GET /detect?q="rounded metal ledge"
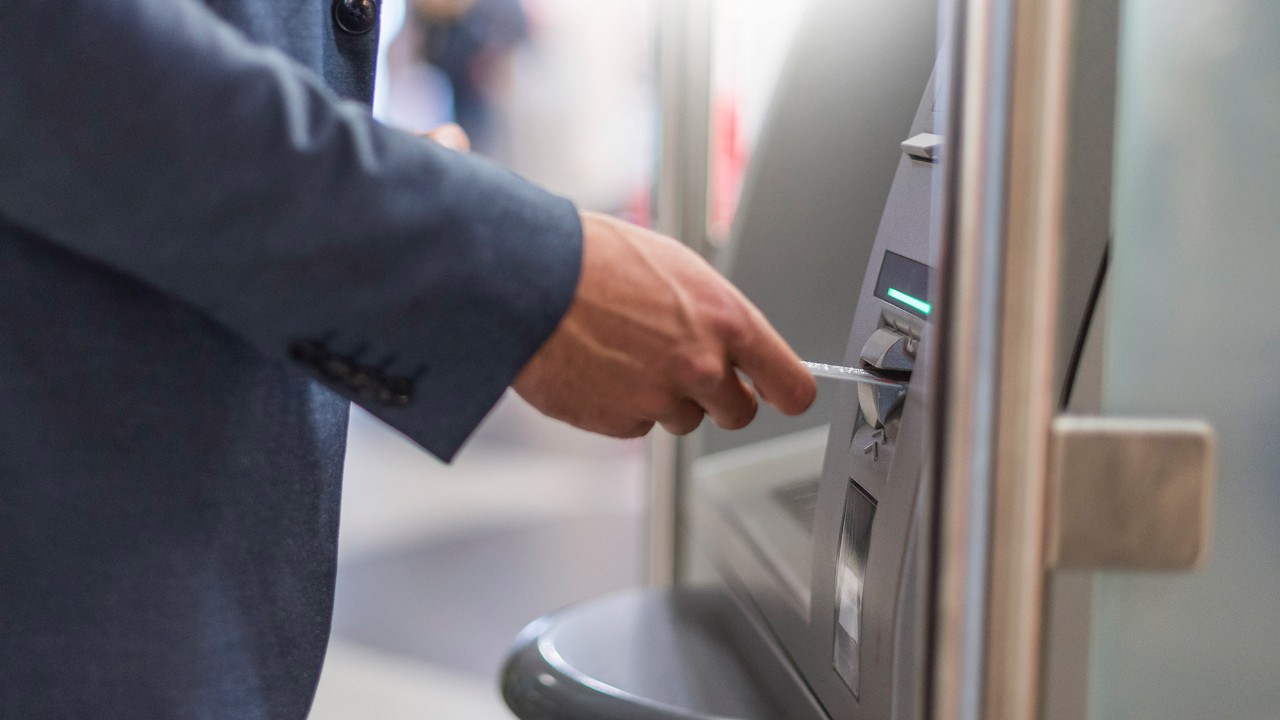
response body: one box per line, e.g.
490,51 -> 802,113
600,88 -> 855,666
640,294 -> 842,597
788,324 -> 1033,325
501,587 -> 781,720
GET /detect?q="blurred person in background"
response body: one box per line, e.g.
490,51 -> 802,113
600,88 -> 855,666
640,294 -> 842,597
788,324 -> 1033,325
417,0 -> 527,155
384,0 -> 659,220
0,2 -> 815,720
383,0 -> 528,155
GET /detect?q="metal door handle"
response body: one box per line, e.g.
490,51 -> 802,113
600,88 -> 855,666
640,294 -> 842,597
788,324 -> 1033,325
1045,416 -> 1215,570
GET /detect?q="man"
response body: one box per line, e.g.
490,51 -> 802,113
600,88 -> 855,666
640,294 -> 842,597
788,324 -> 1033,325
0,1 -> 815,718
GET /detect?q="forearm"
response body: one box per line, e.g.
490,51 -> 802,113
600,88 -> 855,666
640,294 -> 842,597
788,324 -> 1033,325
0,0 -> 582,459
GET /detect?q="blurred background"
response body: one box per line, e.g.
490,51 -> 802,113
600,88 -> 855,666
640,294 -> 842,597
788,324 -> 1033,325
372,0 -> 660,219
309,402 -> 645,720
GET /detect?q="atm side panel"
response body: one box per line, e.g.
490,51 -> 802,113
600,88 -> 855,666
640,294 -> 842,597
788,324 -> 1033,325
807,90 -> 940,720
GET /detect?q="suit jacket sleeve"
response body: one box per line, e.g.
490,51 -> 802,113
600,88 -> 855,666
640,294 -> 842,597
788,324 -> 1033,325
0,0 -> 583,461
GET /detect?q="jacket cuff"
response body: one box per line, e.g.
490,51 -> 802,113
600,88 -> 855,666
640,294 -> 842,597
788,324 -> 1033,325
285,158 -> 584,462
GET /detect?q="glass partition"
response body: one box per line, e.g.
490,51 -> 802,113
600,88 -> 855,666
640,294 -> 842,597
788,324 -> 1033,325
1089,0 -> 1280,716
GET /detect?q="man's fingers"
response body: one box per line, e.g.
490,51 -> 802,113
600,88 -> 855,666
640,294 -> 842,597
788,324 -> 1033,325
614,419 -> 655,439
657,399 -> 706,436
728,309 -> 816,416
514,211 -> 815,440
694,369 -> 758,430
421,123 -> 471,152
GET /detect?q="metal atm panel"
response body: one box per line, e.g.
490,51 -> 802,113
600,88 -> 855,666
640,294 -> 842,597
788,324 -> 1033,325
699,0 -> 938,456
690,7 -> 1116,710
687,67 -> 941,718
686,0 -> 939,709
805,78 -> 939,720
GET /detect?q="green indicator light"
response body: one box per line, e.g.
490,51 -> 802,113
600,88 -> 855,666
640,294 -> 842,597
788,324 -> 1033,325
887,287 -> 932,315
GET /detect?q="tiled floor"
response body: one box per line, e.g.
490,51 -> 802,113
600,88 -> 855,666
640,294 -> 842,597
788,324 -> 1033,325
309,395 -> 646,719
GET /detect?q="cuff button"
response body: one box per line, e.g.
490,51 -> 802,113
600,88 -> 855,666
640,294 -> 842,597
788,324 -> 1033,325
376,377 -> 413,407
321,356 -> 354,380
347,367 -> 383,393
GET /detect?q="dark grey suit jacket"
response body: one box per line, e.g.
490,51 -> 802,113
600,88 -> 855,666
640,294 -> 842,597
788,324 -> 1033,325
0,1 -> 582,718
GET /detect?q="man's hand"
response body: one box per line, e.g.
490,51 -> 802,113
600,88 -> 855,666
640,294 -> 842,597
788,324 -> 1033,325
513,211 -> 817,438
420,123 -> 471,152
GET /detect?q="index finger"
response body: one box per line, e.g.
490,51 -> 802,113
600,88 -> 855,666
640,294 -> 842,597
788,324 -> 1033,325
728,305 -> 816,416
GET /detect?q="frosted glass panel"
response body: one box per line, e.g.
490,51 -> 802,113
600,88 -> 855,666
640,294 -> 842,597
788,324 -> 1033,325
1091,0 -> 1280,718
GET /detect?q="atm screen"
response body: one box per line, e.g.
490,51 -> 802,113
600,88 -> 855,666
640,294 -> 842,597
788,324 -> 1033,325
873,251 -> 932,318
833,481 -> 878,697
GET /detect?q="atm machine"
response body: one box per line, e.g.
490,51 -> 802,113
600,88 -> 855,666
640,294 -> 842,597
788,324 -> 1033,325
501,0 -> 1117,716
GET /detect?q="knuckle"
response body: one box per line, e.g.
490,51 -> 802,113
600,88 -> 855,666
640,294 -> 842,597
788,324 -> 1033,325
639,392 -> 681,424
662,413 -> 704,436
709,301 -> 753,349
719,404 -> 757,431
674,353 -> 724,392
600,412 -> 655,439
601,422 -> 631,439
677,419 -> 704,435
624,420 -> 656,438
